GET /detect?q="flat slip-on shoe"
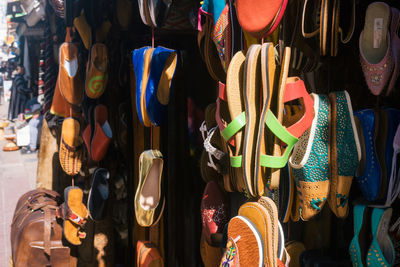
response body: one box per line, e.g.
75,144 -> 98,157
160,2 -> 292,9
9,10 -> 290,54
220,51 -> 247,193
134,150 -> 165,227
360,2 -> 394,96
87,168 -> 110,221
132,47 -> 154,127
219,215 -> 264,267
50,70 -> 80,118
145,46 -> 177,126
85,43 -> 108,99
367,208 -> 395,266
58,42 -> 84,107
242,44 -> 262,197
91,105 -> 112,162
289,94 -> 330,221
59,117 -> 83,176
238,201 -> 273,267
201,181 -> 229,246
349,205 -> 370,267
354,109 -> 381,202
328,91 -> 361,218
375,108 -> 400,202
62,186 -> 88,245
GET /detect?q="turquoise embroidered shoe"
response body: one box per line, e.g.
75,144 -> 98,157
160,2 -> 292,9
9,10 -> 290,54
328,91 -> 361,218
367,208 -> 395,267
349,205 -> 368,267
289,94 -> 330,221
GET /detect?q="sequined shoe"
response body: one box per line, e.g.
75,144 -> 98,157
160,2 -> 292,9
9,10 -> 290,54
289,94 -> 330,221
328,91 -> 361,218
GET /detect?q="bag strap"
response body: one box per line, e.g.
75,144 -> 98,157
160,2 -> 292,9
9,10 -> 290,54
44,208 -> 52,256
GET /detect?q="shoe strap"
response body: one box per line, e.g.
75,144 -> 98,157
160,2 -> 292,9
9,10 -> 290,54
221,112 -> 246,168
301,0 -> 320,38
283,77 -> 314,138
260,109 -> 298,169
338,0 -> 355,44
58,203 -> 86,226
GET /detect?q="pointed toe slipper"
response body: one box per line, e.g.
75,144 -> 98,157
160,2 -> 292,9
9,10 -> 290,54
58,42 -> 84,107
85,43 -> 108,99
132,47 -> 153,127
88,168 -> 110,221
145,46 -> 177,126
328,91 -> 361,218
289,94 -> 329,221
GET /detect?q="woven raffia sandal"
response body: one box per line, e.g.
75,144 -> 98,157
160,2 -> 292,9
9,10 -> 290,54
59,118 -> 83,176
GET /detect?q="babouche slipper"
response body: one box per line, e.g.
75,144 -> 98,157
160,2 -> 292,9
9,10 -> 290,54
134,150 -> 165,227
62,186 -> 88,245
354,109 -> 381,202
201,181 -> 229,246
88,168 -> 110,221
145,46 -> 177,126
289,94 -> 329,220
85,43 -> 108,99
83,104 -> 112,162
328,91 -> 361,218
59,117 -> 84,176
58,42 -> 84,107
132,47 -> 154,127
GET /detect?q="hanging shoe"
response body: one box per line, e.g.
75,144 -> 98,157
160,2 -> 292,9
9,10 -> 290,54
359,2 -> 394,96
289,94 -> 330,220
328,91 -> 361,218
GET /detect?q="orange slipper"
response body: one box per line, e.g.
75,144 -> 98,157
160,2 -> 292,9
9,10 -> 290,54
58,42 -> 84,107
59,118 -> 83,176
3,141 -> 19,151
85,43 -> 108,99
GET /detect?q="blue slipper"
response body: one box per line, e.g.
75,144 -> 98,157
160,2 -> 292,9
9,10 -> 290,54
354,109 -> 381,201
132,46 -> 154,127
367,208 -> 395,266
145,46 -> 177,126
87,168 -> 110,221
349,205 -> 368,267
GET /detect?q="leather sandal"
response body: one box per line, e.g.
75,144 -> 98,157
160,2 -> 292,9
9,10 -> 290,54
59,118 -> 83,176
62,186 -> 88,245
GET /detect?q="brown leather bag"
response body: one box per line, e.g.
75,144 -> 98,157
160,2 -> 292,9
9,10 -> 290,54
10,188 -> 76,267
